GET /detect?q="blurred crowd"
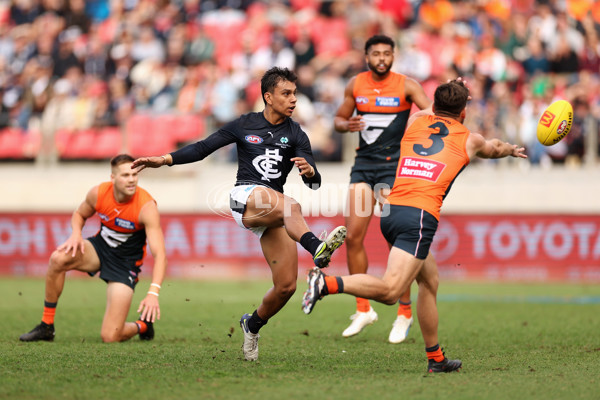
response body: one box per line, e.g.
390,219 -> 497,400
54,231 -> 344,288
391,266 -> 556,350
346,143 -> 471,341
0,0 -> 599,166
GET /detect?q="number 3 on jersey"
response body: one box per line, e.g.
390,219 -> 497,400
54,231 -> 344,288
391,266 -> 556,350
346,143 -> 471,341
413,121 -> 449,156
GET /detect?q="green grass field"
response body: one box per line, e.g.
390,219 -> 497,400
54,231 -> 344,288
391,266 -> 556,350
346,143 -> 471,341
2,277 -> 599,400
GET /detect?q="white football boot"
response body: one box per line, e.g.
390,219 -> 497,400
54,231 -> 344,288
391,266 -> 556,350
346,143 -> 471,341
239,313 -> 260,361
342,307 -> 378,337
388,315 -> 413,344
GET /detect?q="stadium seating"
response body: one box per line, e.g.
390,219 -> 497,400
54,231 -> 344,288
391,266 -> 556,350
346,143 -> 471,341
154,113 -> 205,144
56,129 -> 96,159
93,127 -> 123,159
9,114 -> 203,161
55,127 -> 122,160
0,128 -> 41,160
202,18 -> 247,70
126,113 -> 177,158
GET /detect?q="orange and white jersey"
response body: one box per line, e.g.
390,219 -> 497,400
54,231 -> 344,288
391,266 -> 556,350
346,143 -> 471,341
95,182 -> 155,264
386,115 -> 471,220
352,71 -> 412,164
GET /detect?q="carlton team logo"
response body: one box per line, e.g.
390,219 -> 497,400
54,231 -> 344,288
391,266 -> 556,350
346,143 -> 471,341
539,110 -> 556,128
398,157 -> 446,182
245,135 -> 263,144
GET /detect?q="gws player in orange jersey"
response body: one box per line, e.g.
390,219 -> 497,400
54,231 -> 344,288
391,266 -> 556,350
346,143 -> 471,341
20,154 -> 167,343
334,34 -> 432,342
303,79 -> 527,372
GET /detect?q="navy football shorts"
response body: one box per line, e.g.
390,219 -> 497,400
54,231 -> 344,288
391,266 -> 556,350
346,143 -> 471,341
88,235 -> 141,289
380,204 -> 438,260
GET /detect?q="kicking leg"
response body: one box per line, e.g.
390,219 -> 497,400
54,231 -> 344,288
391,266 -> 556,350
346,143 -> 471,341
243,187 -> 346,268
303,247 -> 423,314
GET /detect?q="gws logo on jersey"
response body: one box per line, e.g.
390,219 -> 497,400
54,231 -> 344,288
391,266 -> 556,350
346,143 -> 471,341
356,96 -> 369,105
100,226 -> 133,248
115,218 -> 135,230
245,135 -> 263,144
398,157 -> 446,182
376,97 -> 400,107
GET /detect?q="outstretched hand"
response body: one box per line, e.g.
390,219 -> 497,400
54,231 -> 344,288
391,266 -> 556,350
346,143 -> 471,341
131,156 -> 166,172
511,145 -> 528,159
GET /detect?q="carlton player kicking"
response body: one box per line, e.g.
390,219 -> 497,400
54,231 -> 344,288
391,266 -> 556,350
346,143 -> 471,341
132,67 -> 346,362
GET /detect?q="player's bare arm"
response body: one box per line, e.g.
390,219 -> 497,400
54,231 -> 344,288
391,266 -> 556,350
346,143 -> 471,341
334,77 -> 365,133
136,200 -> 167,323
291,157 -> 315,178
404,77 -> 432,111
468,132 -> 527,159
131,154 -> 173,172
57,186 -> 98,257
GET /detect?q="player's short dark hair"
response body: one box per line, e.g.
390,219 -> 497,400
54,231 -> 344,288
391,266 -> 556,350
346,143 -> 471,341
365,35 -> 395,54
434,80 -> 470,117
261,67 -> 297,105
110,154 -> 135,168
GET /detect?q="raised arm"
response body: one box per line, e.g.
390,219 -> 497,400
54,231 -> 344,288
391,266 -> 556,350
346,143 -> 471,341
131,127 -> 238,172
334,77 -> 365,133
467,132 -> 527,160
136,200 -> 167,323
57,186 -> 98,257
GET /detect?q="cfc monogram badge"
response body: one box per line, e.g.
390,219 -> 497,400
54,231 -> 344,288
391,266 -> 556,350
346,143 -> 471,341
252,149 -> 282,181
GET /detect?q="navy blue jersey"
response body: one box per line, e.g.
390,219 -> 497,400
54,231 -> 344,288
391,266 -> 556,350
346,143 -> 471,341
170,112 -> 321,193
